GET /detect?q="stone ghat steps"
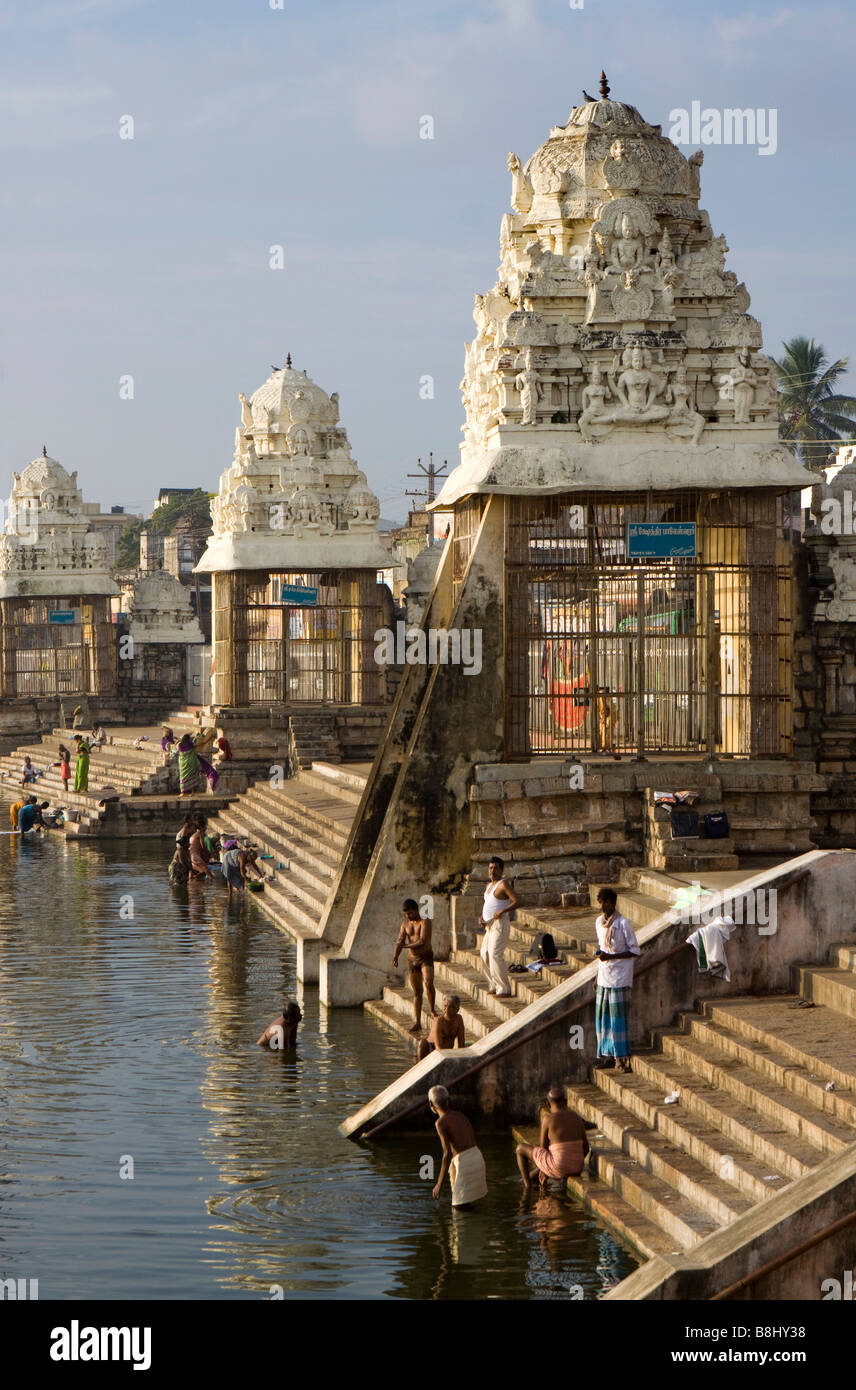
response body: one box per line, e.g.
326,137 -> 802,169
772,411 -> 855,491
203,764 -> 363,945
529,942 -> 856,1262
364,905 -> 606,1052
0,731 -> 174,825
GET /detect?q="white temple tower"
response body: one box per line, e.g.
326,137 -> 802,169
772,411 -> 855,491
195,358 -> 389,709
0,449 -> 118,699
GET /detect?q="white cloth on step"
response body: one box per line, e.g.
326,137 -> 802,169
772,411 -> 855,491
687,915 -> 735,983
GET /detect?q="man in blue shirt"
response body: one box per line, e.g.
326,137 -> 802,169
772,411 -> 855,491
18,800 -> 49,832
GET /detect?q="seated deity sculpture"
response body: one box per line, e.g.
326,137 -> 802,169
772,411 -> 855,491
665,364 -> 706,446
608,215 -> 648,274
577,347 -> 669,440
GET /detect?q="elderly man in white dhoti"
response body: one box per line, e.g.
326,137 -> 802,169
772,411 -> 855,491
429,1086 -> 488,1209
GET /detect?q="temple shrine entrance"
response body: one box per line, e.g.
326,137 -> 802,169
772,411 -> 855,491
212,569 -> 383,707
504,491 -> 793,759
0,596 -> 115,698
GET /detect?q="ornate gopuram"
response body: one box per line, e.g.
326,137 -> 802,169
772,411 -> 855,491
0,450 -> 119,734
195,358 -> 391,765
315,81 -> 824,1006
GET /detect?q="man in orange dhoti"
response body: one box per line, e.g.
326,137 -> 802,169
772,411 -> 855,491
516,1086 -> 590,1187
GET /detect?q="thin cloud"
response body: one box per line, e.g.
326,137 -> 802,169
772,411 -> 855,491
715,8 -> 794,42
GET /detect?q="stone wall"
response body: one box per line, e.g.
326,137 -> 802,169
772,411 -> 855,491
118,640 -> 189,709
793,538 -> 856,847
466,758 -> 820,908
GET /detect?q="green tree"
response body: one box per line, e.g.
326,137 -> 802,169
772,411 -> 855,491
774,337 -> 856,467
116,517 -> 144,568
115,489 -> 213,570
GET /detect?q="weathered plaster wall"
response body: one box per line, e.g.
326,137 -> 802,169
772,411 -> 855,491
318,499 -> 506,1005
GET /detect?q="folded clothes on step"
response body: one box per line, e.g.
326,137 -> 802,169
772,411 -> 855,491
654,790 -> 701,806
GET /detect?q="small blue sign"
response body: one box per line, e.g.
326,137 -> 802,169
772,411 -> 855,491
49,611 -> 76,624
280,583 -> 318,606
627,522 -> 696,559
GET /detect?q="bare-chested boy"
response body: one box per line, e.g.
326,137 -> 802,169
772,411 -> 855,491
256,1001 -> 302,1049
392,898 -> 435,1034
429,1085 -> 488,1208
515,1084 -> 590,1187
417,995 -> 465,1061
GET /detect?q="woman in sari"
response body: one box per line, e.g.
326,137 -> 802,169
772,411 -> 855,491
72,735 -> 92,793
161,727 -> 176,766
177,734 -> 219,796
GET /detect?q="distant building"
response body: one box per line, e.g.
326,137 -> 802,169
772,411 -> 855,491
0,451 -> 118,700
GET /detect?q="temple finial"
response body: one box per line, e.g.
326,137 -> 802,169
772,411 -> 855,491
599,71 -> 610,99
286,352 -> 292,369
42,444 -> 48,457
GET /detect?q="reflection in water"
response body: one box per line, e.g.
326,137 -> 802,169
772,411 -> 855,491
0,837 -> 637,1299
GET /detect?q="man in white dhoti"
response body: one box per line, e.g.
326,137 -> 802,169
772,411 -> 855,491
429,1086 -> 488,1209
479,854 -> 518,998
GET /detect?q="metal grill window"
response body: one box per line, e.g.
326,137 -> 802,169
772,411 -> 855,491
0,596 -> 114,698
213,569 -> 383,707
504,492 -> 793,759
452,497 -> 485,598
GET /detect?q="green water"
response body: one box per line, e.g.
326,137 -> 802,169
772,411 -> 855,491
0,834 -> 637,1299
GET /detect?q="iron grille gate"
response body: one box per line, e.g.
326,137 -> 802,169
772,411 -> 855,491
213,570 -> 383,707
504,492 -> 793,759
0,596 -> 114,698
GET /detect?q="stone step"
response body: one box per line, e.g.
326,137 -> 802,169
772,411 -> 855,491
796,965 -> 856,1020
245,782 -> 353,840
563,1170 -> 681,1261
212,801 -> 341,875
210,815 -> 332,910
647,849 -> 741,872
442,948 -> 582,1007
654,1031 -> 855,1156
379,977 -> 527,1046
298,766 -> 364,806
679,1005 -> 856,1129
308,761 -> 369,795
616,1053 -> 831,1178
623,868 -> 693,905
831,943 -> 856,973
568,1079 -> 782,1206
703,995 -> 856,1094
605,888 -> 674,928
514,906 -> 601,948
254,877 -> 326,940
585,1134 -> 726,1248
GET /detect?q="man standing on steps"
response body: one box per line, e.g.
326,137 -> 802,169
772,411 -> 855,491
593,887 -> 640,1074
479,855 -> 518,998
392,899 -> 435,1034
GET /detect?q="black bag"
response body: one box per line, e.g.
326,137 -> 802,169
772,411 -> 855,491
704,811 -> 729,839
670,808 -> 700,839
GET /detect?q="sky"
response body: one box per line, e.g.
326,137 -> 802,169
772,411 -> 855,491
0,0 -> 853,521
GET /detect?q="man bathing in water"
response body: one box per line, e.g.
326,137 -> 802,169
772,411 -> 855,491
257,1001 -> 303,1049
417,995 -> 465,1060
392,898 -> 435,1034
515,1085 -> 590,1188
429,1085 -> 488,1208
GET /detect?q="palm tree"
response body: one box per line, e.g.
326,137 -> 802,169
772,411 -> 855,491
773,337 -> 856,467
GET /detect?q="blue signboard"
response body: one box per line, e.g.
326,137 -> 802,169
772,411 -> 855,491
627,522 -> 696,559
280,583 -> 318,606
49,610 -> 76,624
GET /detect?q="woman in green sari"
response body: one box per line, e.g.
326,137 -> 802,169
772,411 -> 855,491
72,735 -> 91,792
177,734 -> 219,796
